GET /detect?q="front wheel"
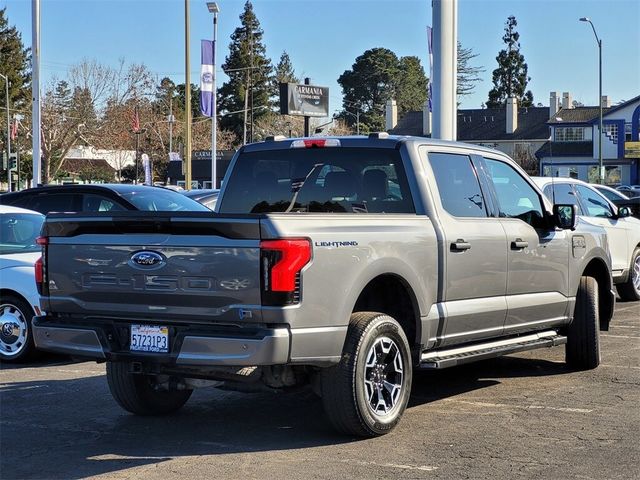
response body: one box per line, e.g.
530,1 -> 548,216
106,362 -> 193,415
0,294 -> 37,363
566,276 -> 600,370
321,312 -> 412,437
617,247 -> 640,301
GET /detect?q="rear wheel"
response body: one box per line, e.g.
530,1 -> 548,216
106,362 -> 193,415
617,248 -> 640,301
321,312 -> 412,437
0,294 -> 37,363
566,276 -> 600,370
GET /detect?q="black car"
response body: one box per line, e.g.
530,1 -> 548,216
0,184 -> 209,214
593,184 -> 640,219
181,189 -> 220,210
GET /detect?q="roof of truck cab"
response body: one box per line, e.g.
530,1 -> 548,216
242,135 -> 510,157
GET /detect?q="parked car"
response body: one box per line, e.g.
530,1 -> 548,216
533,177 -> 640,301
615,185 -> 640,198
181,189 -> 219,210
0,184 -> 209,214
0,206 -> 44,362
33,135 -> 614,437
592,184 -> 640,219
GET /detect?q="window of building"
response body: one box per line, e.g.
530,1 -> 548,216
625,123 -> 632,142
603,124 -> 619,144
554,127 -> 584,142
588,165 -> 621,185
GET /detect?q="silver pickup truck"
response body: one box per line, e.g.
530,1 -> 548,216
32,135 -> 615,437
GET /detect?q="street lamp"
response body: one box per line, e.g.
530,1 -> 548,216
207,2 -> 219,189
580,17 -> 604,184
0,73 -> 11,192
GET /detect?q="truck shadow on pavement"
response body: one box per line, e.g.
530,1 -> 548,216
1,354 -> 573,479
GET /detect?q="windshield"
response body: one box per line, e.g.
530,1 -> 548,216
218,148 -> 414,214
0,213 -> 44,255
119,188 -> 209,212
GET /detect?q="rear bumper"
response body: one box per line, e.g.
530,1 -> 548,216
32,316 -> 290,366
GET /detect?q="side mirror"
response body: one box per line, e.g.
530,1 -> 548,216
617,206 -> 631,218
553,204 -> 577,230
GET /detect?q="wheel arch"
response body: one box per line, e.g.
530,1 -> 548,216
351,273 -> 422,354
581,257 -> 614,328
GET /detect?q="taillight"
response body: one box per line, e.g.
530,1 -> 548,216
260,239 -> 312,306
35,236 -> 48,295
35,256 -> 44,294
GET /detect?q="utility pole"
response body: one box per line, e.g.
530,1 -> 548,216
1,74 -> 10,192
184,0 -> 193,190
249,30 -> 254,143
432,0 -> 458,141
32,0 -> 42,186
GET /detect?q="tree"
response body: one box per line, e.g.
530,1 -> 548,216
273,51 -> 298,111
0,7 -> 31,185
457,42 -> 484,98
0,8 -> 31,108
338,48 -> 428,132
218,1 -> 274,141
486,16 -> 533,108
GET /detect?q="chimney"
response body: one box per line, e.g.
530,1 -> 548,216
601,95 -> 611,108
562,92 -> 573,109
385,99 -> 398,131
506,97 -> 518,134
550,91 -> 560,117
422,100 -> 432,136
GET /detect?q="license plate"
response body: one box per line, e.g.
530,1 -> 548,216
130,325 -> 169,353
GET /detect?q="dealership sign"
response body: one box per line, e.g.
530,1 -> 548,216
624,141 -> 640,158
279,83 -> 329,117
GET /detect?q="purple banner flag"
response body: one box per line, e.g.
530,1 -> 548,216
200,40 -> 214,117
427,26 -> 433,113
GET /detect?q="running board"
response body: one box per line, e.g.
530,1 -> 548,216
419,331 -> 567,369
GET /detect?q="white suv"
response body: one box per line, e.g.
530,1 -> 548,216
532,177 -> 640,301
0,205 -> 44,361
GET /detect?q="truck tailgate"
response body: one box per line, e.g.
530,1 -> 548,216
41,213 -> 262,323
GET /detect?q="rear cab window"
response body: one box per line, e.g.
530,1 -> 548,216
218,147 -> 415,214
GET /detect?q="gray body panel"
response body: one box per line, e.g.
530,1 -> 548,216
35,136 -> 613,368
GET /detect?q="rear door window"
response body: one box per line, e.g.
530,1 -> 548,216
574,185 -> 614,218
27,193 -> 82,214
427,153 -> 488,217
218,148 -> 415,214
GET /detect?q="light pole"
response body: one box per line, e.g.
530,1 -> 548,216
206,2 -> 219,189
0,73 -> 10,192
580,17 -> 604,184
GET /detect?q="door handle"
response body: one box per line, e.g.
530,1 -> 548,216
451,239 -> 471,251
511,238 -> 529,250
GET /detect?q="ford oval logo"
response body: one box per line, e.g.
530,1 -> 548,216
129,251 -> 166,269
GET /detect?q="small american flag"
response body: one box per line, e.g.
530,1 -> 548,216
132,105 -> 141,133
10,118 -> 18,140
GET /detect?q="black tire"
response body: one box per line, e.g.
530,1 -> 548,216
617,247 -> 640,302
106,361 -> 193,415
321,312 -> 412,437
0,294 -> 38,363
566,276 -> 600,370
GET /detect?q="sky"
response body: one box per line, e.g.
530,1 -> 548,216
3,0 -> 640,119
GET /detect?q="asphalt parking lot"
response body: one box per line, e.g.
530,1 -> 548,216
1,300 -> 638,480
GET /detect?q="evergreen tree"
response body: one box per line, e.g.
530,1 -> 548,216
274,51 -> 298,84
486,16 -> 533,108
338,48 -> 428,132
218,1 -> 273,141
0,8 -> 31,108
396,56 -> 428,113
